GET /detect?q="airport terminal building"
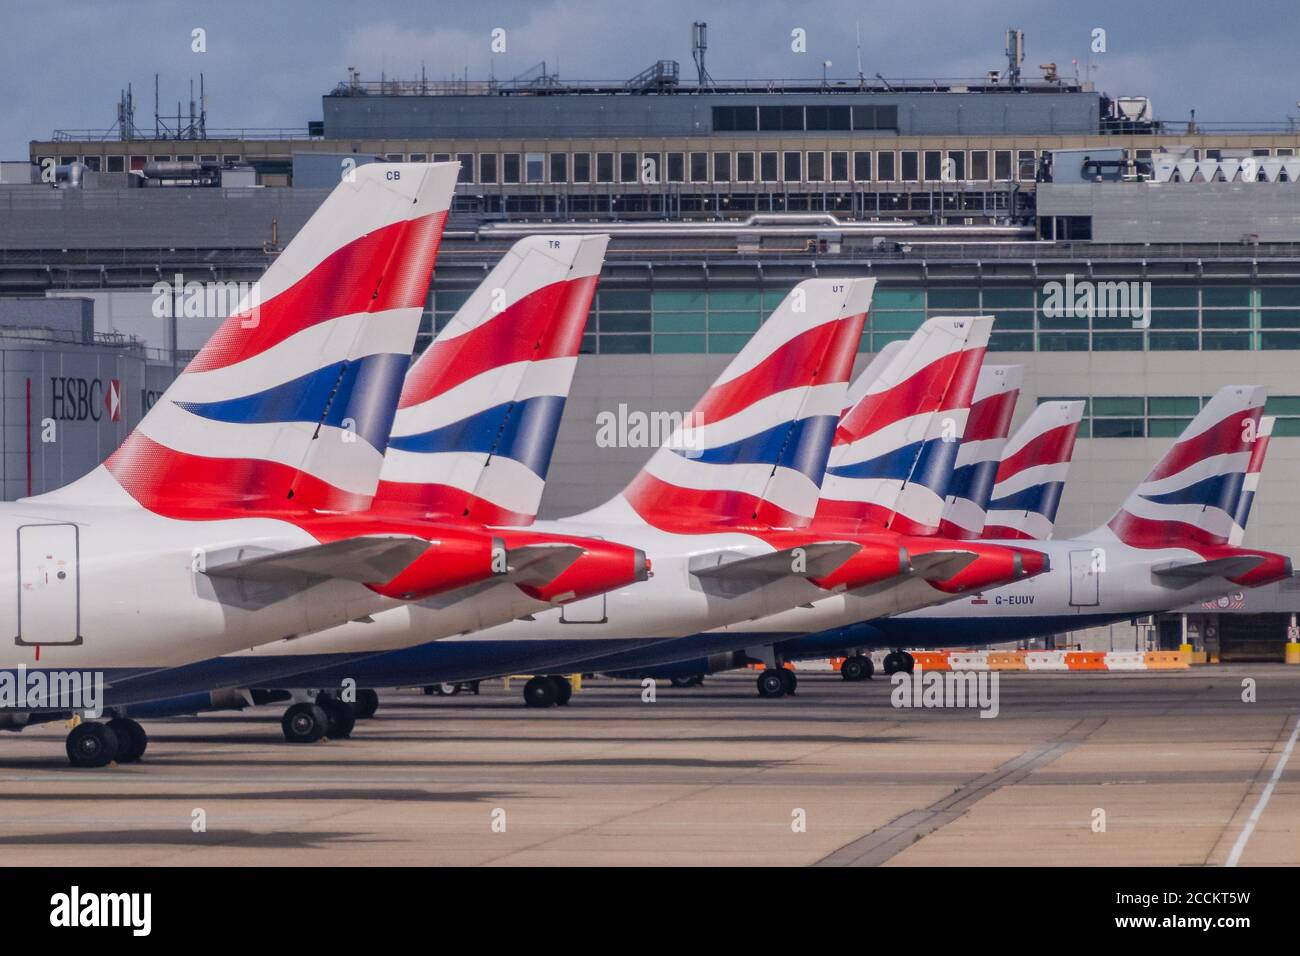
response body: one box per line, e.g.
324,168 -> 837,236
6,41 -> 1300,660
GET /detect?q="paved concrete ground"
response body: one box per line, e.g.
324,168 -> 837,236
0,665 -> 1295,866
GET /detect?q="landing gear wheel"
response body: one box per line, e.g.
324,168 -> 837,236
756,669 -> 787,698
107,718 -> 148,762
523,675 -> 559,708
670,675 -> 705,688
282,703 -> 329,743
549,676 -> 573,706
840,655 -> 874,682
318,698 -> 356,739
351,689 -> 380,720
777,668 -> 797,696
66,722 -> 120,768
883,651 -> 916,675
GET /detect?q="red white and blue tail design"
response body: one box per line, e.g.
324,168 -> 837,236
617,278 -> 875,530
374,235 -> 607,525
815,315 -> 991,535
1101,385 -> 1267,549
44,163 -> 459,516
937,365 -> 1023,539
980,400 -> 1084,540
1228,415 -> 1273,546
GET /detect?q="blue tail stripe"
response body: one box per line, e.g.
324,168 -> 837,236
827,435 -> 959,495
1233,489 -> 1257,530
672,414 -> 839,484
387,394 -> 567,479
988,480 -> 1066,517
947,458 -> 999,510
1140,471 -> 1244,511
175,352 -> 409,451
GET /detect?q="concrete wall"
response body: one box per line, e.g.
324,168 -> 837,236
1038,181 -> 1300,242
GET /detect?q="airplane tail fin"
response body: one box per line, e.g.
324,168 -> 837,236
1228,414 -> 1274,546
814,315 -> 991,535
937,364 -> 1023,538
613,278 -> 875,530
44,163 -> 459,516
374,235 -> 607,525
981,400 -> 1084,540
1101,385 -> 1267,548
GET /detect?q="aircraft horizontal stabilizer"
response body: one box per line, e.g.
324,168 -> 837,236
692,542 -> 861,590
505,543 -> 586,586
1152,554 -> 1265,584
203,535 -> 431,586
908,550 -> 981,581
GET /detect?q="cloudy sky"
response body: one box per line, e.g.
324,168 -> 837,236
3,0 -> 1298,156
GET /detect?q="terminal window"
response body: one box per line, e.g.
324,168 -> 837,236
595,152 -> 614,183
759,106 -> 804,131
479,154 -> 497,183
689,152 -> 708,183
830,151 -> 848,182
572,153 -> 591,183
759,152 -> 778,182
901,151 -> 919,181
502,153 -> 521,184
713,152 -> 731,182
783,151 -> 802,182
807,151 -> 825,182
456,154 -> 473,182
735,152 -> 754,182
712,106 -> 758,131
619,152 -> 638,183
876,151 -> 895,181
853,105 -> 899,130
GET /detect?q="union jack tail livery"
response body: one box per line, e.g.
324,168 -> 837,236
46,162 -> 460,517
980,399 -> 1085,540
618,278 -> 875,530
1228,414 -> 1274,546
374,235 -> 608,525
815,315 -> 991,535
1101,385 -> 1267,548
938,364 -> 1023,539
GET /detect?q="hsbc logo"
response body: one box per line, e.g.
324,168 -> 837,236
50,377 -> 122,423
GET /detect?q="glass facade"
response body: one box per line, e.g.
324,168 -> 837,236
1038,394 -> 1300,438
431,283 -> 1300,356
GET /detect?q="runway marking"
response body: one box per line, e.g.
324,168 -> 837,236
1225,714 -> 1299,867
814,718 -> 1106,867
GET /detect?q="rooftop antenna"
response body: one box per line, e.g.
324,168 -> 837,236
855,22 -> 865,88
691,21 -> 713,89
1004,28 -> 1024,87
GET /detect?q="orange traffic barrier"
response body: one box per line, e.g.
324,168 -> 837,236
909,651 -> 951,671
829,657 -> 846,672
1144,651 -> 1190,670
987,651 -> 1028,671
1065,651 -> 1108,671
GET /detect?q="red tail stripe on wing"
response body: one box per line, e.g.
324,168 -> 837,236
995,423 -> 1079,483
1144,410 -> 1261,482
187,211 -> 447,374
398,274 -> 595,409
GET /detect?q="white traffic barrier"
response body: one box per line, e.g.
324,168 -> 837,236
1103,651 -> 1148,671
947,651 -> 991,671
1025,650 -> 1069,671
